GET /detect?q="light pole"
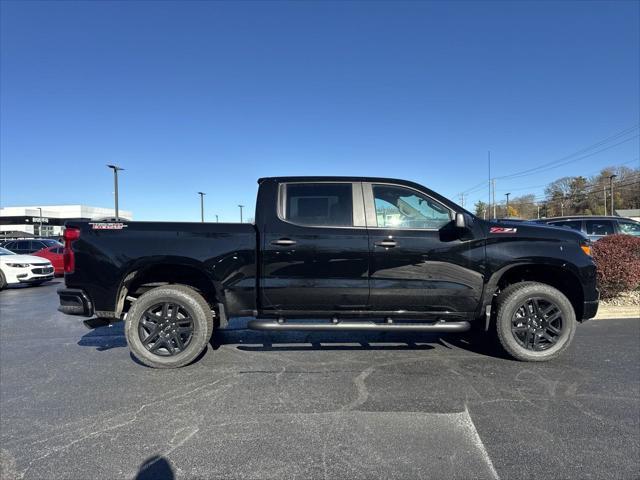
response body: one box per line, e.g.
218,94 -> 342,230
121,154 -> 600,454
38,207 -> 43,236
106,165 -> 124,221
238,205 -> 244,223
197,192 -> 206,222
505,193 -> 511,218
536,203 -> 540,219
609,174 -> 617,216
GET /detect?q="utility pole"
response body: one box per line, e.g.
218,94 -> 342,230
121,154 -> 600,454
492,179 -> 496,219
459,193 -> 465,208
215,214 -> 219,223
609,174 -> 617,216
197,192 -> 206,222
106,165 -> 124,221
238,205 -> 244,223
505,193 -> 511,218
560,198 -> 565,216
487,151 -> 491,216
603,185 -> 607,216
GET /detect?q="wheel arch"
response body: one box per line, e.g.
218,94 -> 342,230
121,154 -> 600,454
115,259 -> 223,319
482,262 -> 585,329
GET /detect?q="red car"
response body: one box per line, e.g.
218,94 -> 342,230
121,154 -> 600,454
33,245 -> 64,276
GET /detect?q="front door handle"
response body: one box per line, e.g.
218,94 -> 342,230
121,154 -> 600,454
271,238 -> 297,246
374,240 -> 397,248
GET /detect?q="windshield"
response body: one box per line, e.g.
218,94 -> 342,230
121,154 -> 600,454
0,247 -> 16,256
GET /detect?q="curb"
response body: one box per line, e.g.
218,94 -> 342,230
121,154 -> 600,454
594,306 -> 639,320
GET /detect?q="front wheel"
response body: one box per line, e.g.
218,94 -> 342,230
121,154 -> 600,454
125,285 -> 214,368
495,282 -> 576,362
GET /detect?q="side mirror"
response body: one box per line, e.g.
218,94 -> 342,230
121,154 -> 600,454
455,212 -> 466,228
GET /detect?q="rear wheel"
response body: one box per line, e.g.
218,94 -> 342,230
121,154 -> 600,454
495,282 -> 576,362
125,285 -> 214,368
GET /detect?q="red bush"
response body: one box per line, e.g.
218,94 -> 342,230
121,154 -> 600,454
591,234 -> 640,298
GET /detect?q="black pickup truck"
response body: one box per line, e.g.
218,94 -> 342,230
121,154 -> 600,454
58,176 -> 598,368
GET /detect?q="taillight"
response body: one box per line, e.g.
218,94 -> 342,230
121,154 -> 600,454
63,227 -> 80,273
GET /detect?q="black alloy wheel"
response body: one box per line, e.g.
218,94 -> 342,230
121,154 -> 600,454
138,302 -> 194,356
511,297 -> 564,351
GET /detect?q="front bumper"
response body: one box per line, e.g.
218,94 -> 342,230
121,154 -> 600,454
18,273 -> 54,283
58,288 -> 94,317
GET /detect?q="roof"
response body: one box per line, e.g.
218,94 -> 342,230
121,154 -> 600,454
259,175 -> 417,185
615,209 -> 640,217
539,215 -> 639,222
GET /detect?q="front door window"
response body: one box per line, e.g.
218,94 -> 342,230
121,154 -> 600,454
372,185 -> 451,230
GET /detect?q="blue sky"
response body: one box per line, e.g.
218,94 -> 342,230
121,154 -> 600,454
1,0 -> 638,221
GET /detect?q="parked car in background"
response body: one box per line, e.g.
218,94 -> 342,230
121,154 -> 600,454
0,239 -> 62,255
32,245 -> 64,276
534,216 -> 640,241
0,247 -> 55,290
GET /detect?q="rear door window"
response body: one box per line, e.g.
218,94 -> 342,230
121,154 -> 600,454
16,241 -> 30,251
284,183 -> 354,227
585,220 -> 614,237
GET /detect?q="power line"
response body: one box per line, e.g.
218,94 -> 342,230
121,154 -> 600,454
457,125 -> 639,195
496,134 -> 639,180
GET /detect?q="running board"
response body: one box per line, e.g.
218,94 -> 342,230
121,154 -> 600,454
248,319 -> 470,333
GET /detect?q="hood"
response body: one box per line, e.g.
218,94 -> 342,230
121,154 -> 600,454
0,254 -> 52,265
485,219 -> 589,242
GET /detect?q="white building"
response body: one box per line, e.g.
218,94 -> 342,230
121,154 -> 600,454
0,205 -> 133,237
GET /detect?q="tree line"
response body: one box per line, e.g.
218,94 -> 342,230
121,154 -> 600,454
474,165 -> 640,219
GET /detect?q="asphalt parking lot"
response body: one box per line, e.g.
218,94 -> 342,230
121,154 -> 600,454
1,280 -> 639,480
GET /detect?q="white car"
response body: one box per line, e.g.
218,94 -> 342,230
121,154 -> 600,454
0,247 -> 55,290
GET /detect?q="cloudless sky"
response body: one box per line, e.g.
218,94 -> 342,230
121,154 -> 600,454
1,0 -> 638,221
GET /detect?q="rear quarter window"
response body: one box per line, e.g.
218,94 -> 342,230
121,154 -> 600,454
585,220 -> 614,236
549,220 -> 582,231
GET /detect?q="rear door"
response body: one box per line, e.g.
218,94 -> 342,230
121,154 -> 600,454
363,182 -> 483,316
260,181 -> 370,313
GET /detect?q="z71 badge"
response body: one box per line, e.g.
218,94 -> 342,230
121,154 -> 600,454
89,222 -> 128,230
490,227 -> 517,234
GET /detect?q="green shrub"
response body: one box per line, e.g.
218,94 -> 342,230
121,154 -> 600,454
591,234 -> 640,298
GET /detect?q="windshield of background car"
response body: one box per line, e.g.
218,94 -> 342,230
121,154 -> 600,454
0,247 -> 16,256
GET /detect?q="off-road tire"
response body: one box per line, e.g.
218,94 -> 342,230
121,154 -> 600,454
495,281 -> 576,362
125,284 -> 214,368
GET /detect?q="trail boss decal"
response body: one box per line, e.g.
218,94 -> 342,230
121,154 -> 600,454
490,227 -> 517,234
89,222 -> 128,230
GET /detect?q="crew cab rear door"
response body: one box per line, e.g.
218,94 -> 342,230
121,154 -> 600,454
362,182 -> 484,317
259,181 -> 370,314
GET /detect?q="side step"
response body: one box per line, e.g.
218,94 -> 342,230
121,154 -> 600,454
248,319 -> 470,333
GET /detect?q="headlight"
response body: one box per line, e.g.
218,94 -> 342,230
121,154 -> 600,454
6,263 -> 30,268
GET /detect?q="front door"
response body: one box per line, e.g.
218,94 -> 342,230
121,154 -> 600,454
260,181 -> 370,314
364,182 -> 483,317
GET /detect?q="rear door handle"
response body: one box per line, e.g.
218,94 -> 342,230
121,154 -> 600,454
374,240 -> 397,248
271,238 -> 297,246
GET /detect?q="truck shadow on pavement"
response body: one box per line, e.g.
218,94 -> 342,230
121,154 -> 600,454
77,321 -> 508,359
134,455 -> 174,480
